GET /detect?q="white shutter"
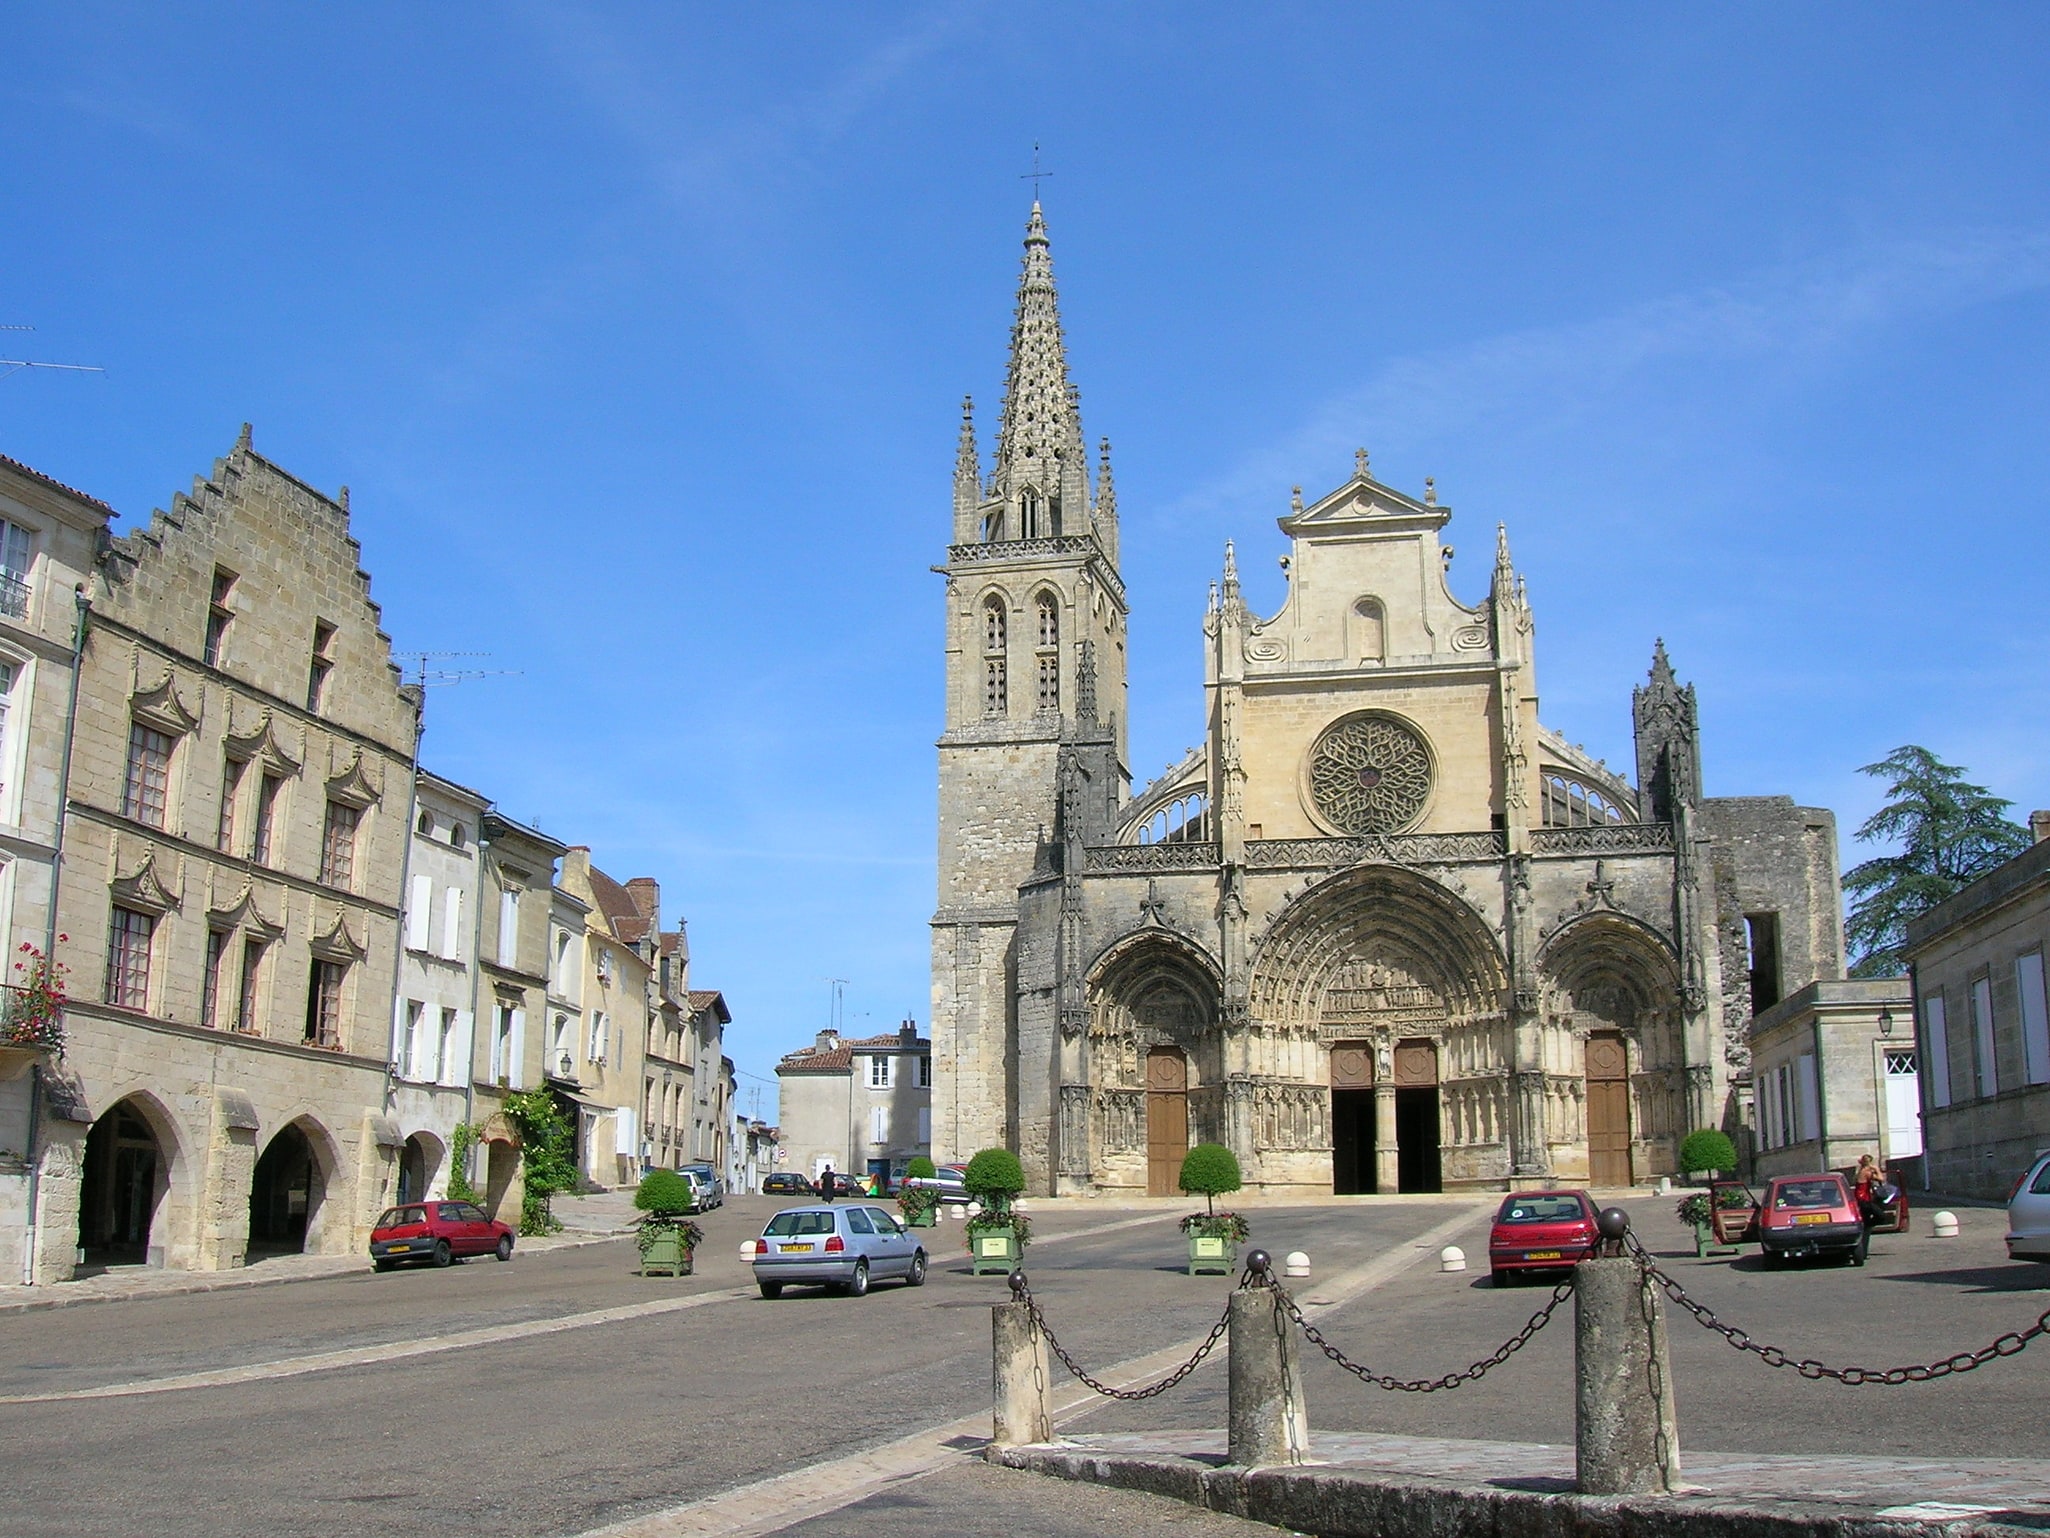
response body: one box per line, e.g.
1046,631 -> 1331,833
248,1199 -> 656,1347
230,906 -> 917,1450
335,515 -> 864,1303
2018,953 -> 2050,1087
1972,976 -> 1997,1098
1795,1054 -> 1819,1143
442,888 -> 463,960
871,1105 -> 885,1145
509,1007 -> 527,1089
917,1106 -> 931,1145
1925,995 -> 1951,1107
407,874 -> 431,950
498,889 -> 519,967
615,1105 -> 636,1156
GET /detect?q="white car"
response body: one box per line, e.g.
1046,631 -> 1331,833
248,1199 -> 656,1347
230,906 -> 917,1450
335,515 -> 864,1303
2005,1151 -> 2050,1262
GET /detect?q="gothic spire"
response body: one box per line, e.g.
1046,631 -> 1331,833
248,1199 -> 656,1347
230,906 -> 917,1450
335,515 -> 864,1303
994,202 -> 1089,533
952,396 -> 981,541
1095,436 -> 1119,564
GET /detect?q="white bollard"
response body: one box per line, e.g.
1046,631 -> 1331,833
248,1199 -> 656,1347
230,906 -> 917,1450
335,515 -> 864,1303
1657,1176 -> 1672,1196
1284,1250 -> 1311,1279
1441,1245 -> 1467,1273
739,1241 -> 758,1262
1932,1210 -> 1960,1238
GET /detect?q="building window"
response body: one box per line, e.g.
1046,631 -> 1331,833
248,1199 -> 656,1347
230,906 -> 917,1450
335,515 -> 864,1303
0,519 -> 32,618
1034,594 -> 1059,713
442,888 -> 463,960
236,937 -> 266,1033
588,1011 -> 608,1065
868,1055 -> 892,1089
251,773 -> 283,864
319,801 -> 360,888
1971,975 -> 1997,1099
870,1105 -> 886,1145
498,888 -> 519,967
204,567 -> 235,667
1924,994 -> 1952,1108
493,1005 -> 516,1085
217,756 -> 247,852
306,621 -> 336,714
122,721 -> 174,829
982,598 -> 1007,716
1350,596 -> 1386,663
1746,914 -> 1783,1015
2018,951 -> 2050,1087
306,960 -> 345,1047
105,905 -> 153,1010
201,928 -> 228,1028
1540,773 -> 1629,829
439,1008 -> 460,1085
918,1055 -> 932,1089
406,872 -> 431,950
402,999 -> 425,1078
0,659 -> 17,805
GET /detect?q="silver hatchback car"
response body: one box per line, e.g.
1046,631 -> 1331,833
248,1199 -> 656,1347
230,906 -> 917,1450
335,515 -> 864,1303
749,1203 -> 928,1298
2006,1151 -> 2050,1262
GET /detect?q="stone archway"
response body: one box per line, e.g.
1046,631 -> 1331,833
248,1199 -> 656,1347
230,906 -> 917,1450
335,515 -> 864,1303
248,1119 -> 342,1258
1084,933 -> 1223,1194
396,1132 -> 443,1204
78,1096 -> 179,1270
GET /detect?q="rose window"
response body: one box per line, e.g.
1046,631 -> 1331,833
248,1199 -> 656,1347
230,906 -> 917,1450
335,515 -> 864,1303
1306,712 -> 1433,834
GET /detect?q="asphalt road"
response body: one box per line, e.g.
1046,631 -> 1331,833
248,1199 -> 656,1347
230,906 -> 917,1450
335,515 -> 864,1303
0,1192 -> 2036,1537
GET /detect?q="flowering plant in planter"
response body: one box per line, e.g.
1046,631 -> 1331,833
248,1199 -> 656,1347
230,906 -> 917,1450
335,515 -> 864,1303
4,940 -> 67,1052
633,1169 -> 703,1274
1179,1210 -> 1251,1244
965,1207 -> 1032,1247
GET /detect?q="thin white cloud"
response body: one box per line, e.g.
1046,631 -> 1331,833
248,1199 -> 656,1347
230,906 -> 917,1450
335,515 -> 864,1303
1167,228 -> 2050,520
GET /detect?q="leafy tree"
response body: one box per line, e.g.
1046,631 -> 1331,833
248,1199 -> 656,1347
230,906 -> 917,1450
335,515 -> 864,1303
962,1147 -> 1024,1212
635,1169 -> 696,1216
1178,1144 -> 1243,1214
905,1154 -> 938,1181
1843,746 -> 2030,977
1678,1129 -> 1736,1176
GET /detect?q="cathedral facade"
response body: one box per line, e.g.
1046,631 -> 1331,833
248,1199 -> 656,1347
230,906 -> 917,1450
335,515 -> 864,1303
931,205 -> 1844,1196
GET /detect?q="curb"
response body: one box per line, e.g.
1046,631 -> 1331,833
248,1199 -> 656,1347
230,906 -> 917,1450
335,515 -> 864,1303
0,1228 -> 633,1316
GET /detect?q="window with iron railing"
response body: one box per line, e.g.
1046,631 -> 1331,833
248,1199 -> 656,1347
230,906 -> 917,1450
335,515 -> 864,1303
0,520 -> 33,620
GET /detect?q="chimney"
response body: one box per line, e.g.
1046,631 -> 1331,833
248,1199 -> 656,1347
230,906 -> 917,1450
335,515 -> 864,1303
899,1017 -> 918,1045
816,1029 -> 838,1052
2030,811 -> 2050,845
625,877 -> 661,919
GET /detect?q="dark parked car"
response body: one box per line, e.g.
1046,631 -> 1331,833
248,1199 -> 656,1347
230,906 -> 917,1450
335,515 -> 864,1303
762,1172 -> 814,1196
1486,1189 -> 1597,1286
370,1200 -> 515,1270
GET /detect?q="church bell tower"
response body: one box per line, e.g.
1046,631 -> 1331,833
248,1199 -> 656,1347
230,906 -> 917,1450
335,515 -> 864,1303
930,201 -> 1129,1163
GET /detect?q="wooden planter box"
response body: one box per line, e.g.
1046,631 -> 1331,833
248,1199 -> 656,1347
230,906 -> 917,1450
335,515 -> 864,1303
904,1207 -> 937,1228
970,1223 -> 1020,1275
639,1226 -> 695,1277
1187,1233 -> 1238,1276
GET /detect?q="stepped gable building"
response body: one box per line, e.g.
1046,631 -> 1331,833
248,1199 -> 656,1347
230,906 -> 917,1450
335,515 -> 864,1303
932,204 -> 1844,1197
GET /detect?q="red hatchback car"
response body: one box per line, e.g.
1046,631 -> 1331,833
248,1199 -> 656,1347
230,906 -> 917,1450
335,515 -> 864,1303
370,1200 -> 515,1271
1488,1189 -> 1598,1286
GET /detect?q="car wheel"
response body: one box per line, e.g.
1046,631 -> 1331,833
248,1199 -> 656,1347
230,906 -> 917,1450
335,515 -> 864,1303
432,1240 -> 453,1268
1491,1268 -> 1514,1288
905,1250 -> 928,1287
495,1235 -> 514,1262
845,1259 -> 870,1297
758,1280 -> 783,1299
373,1258 -> 397,1273
1851,1234 -> 1869,1267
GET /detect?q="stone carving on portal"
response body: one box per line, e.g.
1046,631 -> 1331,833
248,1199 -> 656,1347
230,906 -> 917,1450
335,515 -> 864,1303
1301,710 -> 1435,836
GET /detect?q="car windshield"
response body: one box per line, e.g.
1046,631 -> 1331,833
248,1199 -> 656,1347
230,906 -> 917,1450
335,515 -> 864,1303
1773,1179 -> 1843,1210
1497,1196 -> 1585,1224
376,1207 -> 428,1228
764,1211 -> 838,1237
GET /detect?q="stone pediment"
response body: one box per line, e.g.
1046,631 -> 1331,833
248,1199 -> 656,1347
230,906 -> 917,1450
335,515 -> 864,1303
224,708 -> 302,776
206,879 -> 284,939
1279,456 -> 1445,537
310,910 -> 367,963
129,665 -> 200,738
111,848 -> 181,914
324,749 -> 382,810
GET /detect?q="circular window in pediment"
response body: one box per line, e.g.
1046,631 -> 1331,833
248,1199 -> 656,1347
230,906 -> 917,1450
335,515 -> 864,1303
1304,711 -> 1434,835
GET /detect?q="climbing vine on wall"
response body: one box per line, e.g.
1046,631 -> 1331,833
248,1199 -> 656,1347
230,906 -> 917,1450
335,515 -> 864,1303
447,1122 -> 479,1203
502,1090 -> 576,1236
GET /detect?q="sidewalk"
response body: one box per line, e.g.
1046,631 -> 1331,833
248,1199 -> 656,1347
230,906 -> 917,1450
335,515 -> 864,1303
0,1191 -> 638,1316
991,1430 -> 2050,1538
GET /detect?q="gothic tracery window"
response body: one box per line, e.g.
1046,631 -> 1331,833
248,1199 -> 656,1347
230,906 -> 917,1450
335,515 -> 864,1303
1540,773 -> 1628,828
982,597 -> 1007,716
1035,593 -> 1059,712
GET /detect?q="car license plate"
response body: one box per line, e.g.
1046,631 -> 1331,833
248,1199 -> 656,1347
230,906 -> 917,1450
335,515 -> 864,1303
389,1243 -> 411,1252
1524,1250 -> 1562,1261
1794,1213 -> 1830,1225
779,1242 -> 814,1252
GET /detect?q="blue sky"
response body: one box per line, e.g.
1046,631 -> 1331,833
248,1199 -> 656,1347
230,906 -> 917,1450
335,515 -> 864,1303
6,5 -> 2048,1118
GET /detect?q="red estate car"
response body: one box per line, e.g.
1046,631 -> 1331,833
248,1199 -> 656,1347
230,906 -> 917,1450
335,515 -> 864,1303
1488,1188 -> 1598,1286
370,1200 -> 515,1271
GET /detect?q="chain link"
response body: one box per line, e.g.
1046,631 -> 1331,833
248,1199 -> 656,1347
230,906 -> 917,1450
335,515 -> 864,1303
1278,1272 -> 1575,1392
1015,1271 -> 1238,1400
1625,1233 -> 2050,1385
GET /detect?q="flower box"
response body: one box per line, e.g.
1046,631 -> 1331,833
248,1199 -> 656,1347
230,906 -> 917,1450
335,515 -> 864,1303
970,1222 -> 1020,1275
906,1207 -> 937,1228
637,1223 -> 695,1277
1187,1233 -> 1237,1276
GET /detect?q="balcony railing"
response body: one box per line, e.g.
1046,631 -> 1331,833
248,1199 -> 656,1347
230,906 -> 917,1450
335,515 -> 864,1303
0,570 -> 28,621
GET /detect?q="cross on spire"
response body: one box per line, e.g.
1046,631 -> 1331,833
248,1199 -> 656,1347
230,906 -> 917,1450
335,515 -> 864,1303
1020,142 -> 1053,201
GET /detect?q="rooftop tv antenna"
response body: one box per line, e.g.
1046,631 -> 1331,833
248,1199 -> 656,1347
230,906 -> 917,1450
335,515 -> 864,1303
395,650 -> 522,689
0,325 -> 104,383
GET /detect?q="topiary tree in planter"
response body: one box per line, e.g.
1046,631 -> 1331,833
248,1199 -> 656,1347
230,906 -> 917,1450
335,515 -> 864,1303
633,1169 -> 703,1277
898,1155 -> 940,1226
1177,1144 -> 1248,1274
963,1147 -> 1028,1274
1679,1129 -> 1738,1180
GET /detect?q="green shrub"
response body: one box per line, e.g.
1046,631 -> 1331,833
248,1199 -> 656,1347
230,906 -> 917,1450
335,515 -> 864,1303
963,1147 -> 1024,1208
1178,1143 -> 1243,1214
502,1089 -> 576,1236
446,1122 -> 478,1203
635,1169 -> 696,1216
906,1154 -> 938,1181
1679,1129 -> 1737,1176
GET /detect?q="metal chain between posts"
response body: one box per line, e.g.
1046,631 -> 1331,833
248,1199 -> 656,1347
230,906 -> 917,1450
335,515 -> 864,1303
1010,1268 -> 1239,1400
1625,1231 -> 2050,1385
1272,1266 -> 1577,1393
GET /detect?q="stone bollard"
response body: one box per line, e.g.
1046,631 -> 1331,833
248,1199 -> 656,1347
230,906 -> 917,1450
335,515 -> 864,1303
1932,1211 -> 1960,1238
1284,1250 -> 1311,1279
991,1271 -> 1054,1447
1228,1251 -> 1310,1468
1576,1209 -> 1682,1495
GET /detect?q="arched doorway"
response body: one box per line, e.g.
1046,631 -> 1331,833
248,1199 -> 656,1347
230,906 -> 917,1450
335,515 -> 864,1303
78,1099 -> 170,1268
1584,1033 -> 1632,1188
1145,1047 -> 1188,1197
1329,1042 -> 1376,1194
395,1133 -> 440,1204
248,1123 -> 323,1256
1393,1039 -> 1442,1194
484,1138 -> 519,1222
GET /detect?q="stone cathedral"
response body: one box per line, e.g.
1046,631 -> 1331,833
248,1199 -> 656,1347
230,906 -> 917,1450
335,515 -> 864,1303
931,203 -> 1844,1196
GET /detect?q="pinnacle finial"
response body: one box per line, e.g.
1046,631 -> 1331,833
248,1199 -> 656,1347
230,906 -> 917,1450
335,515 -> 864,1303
1650,637 -> 1675,684
1355,447 -> 1369,480
1290,485 -> 1303,513
337,485 -> 350,513
1495,522 -> 1513,568
236,422 -> 253,452
1424,476 -> 1436,506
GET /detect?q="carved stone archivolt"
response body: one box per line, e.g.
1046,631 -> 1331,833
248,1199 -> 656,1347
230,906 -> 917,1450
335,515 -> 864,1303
1302,711 -> 1434,836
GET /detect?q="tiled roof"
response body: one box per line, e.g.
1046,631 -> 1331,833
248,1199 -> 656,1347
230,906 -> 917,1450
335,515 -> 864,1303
687,989 -> 731,1025
775,1029 -> 928,1075
0,452 -> 116,516
585,862 -> 650,942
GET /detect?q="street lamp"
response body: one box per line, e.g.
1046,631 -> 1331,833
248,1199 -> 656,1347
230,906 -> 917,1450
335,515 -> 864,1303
559,1049 -> 575,1078
1877,1006 -> 1894,1038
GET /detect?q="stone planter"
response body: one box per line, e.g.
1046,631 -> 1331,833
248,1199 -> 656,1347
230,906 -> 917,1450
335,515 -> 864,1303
970,1222 -> 1020,1275
1187,1233 -> 1238,1276
638,1225 -> 694,1278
